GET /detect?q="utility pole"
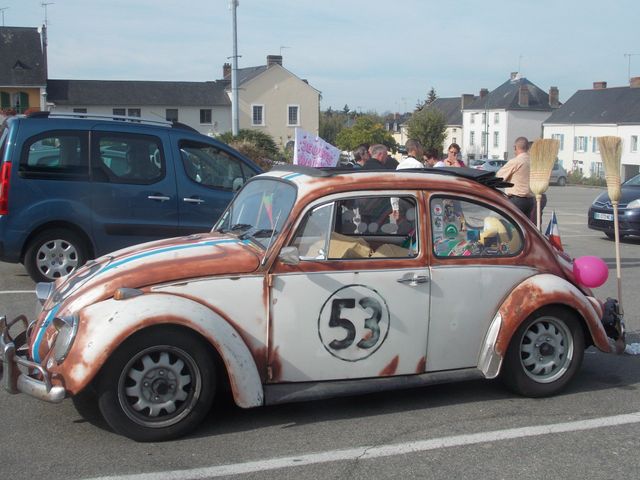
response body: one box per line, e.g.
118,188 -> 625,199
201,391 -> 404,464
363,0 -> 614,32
0,7 -> 8,26
229,0 -> 240,136
624,53 -> 640,82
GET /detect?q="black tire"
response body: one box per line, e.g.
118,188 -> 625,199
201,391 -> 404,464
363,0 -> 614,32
605,232 -> 625,240
557,176 -> 566,186
96,327 -> 216,442
24,228 -> 89,282
501,307 -> 584,397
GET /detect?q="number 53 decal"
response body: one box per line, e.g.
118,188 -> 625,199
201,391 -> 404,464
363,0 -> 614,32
318,285 -> 391,361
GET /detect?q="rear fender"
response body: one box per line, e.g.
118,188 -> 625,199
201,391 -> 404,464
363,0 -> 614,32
54,293 -> 264,408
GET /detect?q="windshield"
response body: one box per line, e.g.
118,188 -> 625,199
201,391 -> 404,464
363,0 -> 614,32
623,174 -> 640,186
470,159 -> 485,166
214,177 -> 297,249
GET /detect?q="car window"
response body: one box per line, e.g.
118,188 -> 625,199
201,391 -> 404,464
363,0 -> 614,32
431,197 -> 523,257
292,195 -> 418,260
180,141 -> 254,191
20,132 -> 89,179
94,134 -> 163,184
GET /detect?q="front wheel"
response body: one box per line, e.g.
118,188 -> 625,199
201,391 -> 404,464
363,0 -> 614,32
23,228 -> 89,282
501,308 -> 584,397
97,327 -> 216,442
557,176 -> 566,186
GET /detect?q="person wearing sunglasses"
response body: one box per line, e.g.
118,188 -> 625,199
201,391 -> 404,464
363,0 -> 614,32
435,143 -> 463,167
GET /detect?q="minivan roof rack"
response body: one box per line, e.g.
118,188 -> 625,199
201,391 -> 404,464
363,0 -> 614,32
270,164 -> 512,189
27,111 -> 173,127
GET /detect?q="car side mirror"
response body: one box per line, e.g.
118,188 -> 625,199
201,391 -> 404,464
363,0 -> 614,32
279,246 -> 300,265
232,177 -> 244,192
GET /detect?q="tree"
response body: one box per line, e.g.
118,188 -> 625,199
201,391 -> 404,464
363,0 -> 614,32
426,87 -> 437,106
342,104 -> 350,116
335,115 -> 397,151
406,108 -> 446,154
218,129 -> 280,169
319,111 -> 348,146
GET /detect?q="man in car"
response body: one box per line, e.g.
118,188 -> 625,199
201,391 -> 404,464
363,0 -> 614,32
497,136 -> 534,217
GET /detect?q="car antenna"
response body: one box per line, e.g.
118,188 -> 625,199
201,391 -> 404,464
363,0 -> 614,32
261,210 -> 282,266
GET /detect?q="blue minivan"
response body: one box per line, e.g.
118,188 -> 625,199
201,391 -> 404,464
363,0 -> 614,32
0,112 -> 261,282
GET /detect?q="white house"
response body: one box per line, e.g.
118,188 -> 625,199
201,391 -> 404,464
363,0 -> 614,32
462,73 -> 560,162
543,78 -> 640,180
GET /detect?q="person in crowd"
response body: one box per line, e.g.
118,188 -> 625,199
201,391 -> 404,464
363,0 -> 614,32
352,144 -> 370,168
497,136 -> 535,217
423,148 -> 439,167
439,143 -> 464,167
363,144 -> 389,169
396,139 -> 424,169
384,153 -> 399,169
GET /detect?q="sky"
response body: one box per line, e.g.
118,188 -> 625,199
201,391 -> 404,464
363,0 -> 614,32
4,0 -> 640,114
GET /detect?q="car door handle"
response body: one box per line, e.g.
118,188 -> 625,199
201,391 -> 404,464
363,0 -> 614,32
147,195 -> 171,202
397,275 -> 429,285
183,197 -> 205,204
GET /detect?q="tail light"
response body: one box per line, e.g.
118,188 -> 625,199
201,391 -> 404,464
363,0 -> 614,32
0,162 -> 11,215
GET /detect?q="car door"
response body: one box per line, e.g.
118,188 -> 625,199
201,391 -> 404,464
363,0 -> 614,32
89,129 -> 179,255
426,194 -> 537,372
174,137 -> 258,235
269,192 -> 430,383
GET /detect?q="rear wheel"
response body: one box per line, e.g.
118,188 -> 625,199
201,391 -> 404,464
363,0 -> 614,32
501,307 -> 584,397
97,327 -> 216,442
557,176 -> 566,186
24,228 -> 88,282
605,232 -> 625,240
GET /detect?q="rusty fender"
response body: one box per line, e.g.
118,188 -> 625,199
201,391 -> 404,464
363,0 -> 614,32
478,274 -> 613,379
58,293 -> 264,408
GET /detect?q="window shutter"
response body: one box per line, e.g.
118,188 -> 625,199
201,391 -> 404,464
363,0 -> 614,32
0,92 -> 9,109
18,92 -> 30,113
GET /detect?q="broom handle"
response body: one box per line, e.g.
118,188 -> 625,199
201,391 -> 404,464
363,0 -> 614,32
536,195 -> 542,231
613,202 -> 624,315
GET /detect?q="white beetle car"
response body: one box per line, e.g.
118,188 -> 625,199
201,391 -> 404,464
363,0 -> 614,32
0,166 -> 625,441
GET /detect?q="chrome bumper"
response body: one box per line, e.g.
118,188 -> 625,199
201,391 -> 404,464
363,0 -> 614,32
0,315 -> 66,403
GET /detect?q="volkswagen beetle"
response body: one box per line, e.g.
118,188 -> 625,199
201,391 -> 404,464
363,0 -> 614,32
0,166 -> 625,441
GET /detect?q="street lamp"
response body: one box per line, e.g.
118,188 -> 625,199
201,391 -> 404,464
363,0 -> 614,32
229,0 -> 240,135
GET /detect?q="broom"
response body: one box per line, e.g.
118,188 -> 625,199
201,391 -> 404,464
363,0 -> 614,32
598,136 -> 624,317
529,139 -> 559,230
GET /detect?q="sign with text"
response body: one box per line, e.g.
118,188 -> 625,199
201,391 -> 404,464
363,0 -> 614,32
293,128 -> 340,168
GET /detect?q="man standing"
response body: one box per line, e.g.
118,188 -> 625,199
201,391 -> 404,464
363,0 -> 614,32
362,144 -> 389,169
352,144 -> 370,168
497,136 -> 534,217
396,139 -> 424,169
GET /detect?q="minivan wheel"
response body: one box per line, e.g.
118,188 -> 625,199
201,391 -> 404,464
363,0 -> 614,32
24,229 -> 89,282
557,176 -> 566,186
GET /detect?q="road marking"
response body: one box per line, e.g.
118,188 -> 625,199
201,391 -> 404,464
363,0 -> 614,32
0,290 -> 35,294
86,411 -> 640,480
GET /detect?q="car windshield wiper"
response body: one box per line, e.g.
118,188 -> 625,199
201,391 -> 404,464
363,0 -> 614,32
217,223 -> 254,234
238,228 -> 276,240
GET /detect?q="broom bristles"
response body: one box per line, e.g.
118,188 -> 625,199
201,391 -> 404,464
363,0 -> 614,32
598,136 -> 622,202
529,139 -> 560,196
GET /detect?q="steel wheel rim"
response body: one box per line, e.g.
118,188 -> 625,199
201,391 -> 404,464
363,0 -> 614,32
35,239 -> 79,279
117,345 -> 202,428
519,317 -> 574,384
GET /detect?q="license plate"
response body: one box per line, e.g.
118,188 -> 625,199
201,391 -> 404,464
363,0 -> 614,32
594,212 -> 614,221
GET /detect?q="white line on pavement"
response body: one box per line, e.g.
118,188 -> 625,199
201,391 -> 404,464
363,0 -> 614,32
85,411 -> 640,480
0,290 -> 35,294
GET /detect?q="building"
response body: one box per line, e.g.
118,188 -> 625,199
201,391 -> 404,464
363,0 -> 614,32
462,73 -> 559,161
426,95 -> 476,155
222,55 -> 321,148
0,26 -> 47,114
543,78 -> 640,180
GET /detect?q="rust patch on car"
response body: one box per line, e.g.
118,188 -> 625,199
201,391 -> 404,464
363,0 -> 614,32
416,356 -> 426,373
379,355 -> 399,376
268,346 -> 282,382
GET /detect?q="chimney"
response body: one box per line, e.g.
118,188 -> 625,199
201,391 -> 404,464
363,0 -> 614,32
510,71 -> 518,80
518,85 -> 529,107
223,62 -> 231,79
461,93 -> 475,109
549,86 -> 559,108
630,77 -> 640,88
593,81 -> 607,89
479,88 -> 489,99
267,55 -> 283,67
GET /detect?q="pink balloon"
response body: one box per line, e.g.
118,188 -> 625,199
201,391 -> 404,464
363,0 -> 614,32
573,256 -> 609,288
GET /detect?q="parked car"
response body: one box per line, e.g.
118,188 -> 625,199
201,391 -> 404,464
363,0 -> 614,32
550,161 -> 568,186
588,173 -> 640,238
470,158 -> 507,172
0,166 -> 625,441
0,112 -> 261,282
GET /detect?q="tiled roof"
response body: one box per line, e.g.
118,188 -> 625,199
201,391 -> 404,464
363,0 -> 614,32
544,86 -> 640,125
0,27 -> 47,86
47,79 -> 230,106
466,77 -> 552,112
427,97 -> 467,125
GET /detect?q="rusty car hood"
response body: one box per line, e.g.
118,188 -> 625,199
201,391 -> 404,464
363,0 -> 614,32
46,233 -> 262,311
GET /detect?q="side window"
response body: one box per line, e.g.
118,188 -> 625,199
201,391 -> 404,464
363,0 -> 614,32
431,197 -> 523,257
95,134 -> 164,184
291,195 -> 419,260
180,142 -> 251,191
20,132 -> 88,179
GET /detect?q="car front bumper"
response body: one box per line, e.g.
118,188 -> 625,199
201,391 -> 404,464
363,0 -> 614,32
0,315 -> 66,403
587,206 -> 640,236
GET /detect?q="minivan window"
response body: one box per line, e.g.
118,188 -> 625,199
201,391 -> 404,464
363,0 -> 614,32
94,133 -> 164,184
20,132 -> 88,179
180,141 -> 254,191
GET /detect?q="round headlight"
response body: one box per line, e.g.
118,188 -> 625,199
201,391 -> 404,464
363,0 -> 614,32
51,314 -> 79,363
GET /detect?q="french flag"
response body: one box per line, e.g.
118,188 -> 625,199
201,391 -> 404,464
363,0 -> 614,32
545,210 -> 563,251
